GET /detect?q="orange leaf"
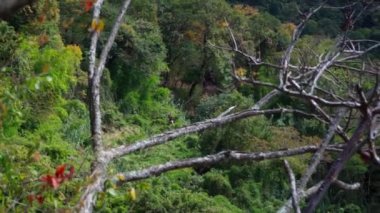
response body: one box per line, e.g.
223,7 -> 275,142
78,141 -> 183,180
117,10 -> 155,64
31,151 -> 41,162
38,15 -> 46,23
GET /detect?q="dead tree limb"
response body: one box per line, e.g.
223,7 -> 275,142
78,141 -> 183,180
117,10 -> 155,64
113,145 -> 343,183
303,116 -> 371,212
283,160 -> 301,213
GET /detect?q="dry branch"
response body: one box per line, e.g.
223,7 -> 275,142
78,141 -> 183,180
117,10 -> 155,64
283,160 -> 301,213
278,110 -> 344,213
303,117 -> 371,212
105,108 -> 317,159
113,145 -> 343,183
277,179 -> 360,213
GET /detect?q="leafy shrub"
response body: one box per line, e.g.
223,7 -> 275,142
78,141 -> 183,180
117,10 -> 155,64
195,90 -> 253,120
0,21 -> 18,66
203,171 -> 233,197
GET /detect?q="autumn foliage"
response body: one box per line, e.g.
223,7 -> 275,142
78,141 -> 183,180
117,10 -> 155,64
84,0 -> 96,13
40,164 -> 75,189
27,165 -> 74,205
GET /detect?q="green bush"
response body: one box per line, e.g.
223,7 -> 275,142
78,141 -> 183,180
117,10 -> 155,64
203,171 -> 233,197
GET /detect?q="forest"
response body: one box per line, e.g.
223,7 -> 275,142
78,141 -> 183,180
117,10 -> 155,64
0,0 -> 379,212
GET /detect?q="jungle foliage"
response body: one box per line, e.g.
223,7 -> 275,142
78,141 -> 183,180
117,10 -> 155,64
0,0 -> 378,212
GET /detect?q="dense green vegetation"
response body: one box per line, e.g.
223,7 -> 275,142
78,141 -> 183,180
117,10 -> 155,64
0,0 -> 378,212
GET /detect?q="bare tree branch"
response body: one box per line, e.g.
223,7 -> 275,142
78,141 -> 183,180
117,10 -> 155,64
277,179 -> 360,213
95,0 -> 132,81
283,160 -> 301,213
217,106 -> 236,118
105,108 -> 316,159
113,145 -> 343,183
278,109 -> 344,213
298,110 -> 344,190
252,90 -> 281,110
338,41 -> 380,62
250,78 -> 361,108
78,0 -> 133,212
333,179 -> 361,190
303,116 -> 371,212
280,4 -> 324,86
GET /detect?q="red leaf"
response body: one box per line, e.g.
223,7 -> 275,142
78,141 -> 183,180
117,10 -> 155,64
41,175 -> 60,189
36,195 -> 44,204
51,177 -> 60,189
55,164 -> 66,178
84,0 -> 94,12
40,174 -> 50,183
27,194 -> 35,203
66,166 -> 75,179
40,164 -> 74,189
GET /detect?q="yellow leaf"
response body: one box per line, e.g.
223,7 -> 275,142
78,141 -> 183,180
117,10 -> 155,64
235,67 -> 247,78
90,19 -> 97,31
129,187 -> 137,201
41,64 -> 50,73
96,19 -> 105,32
116,173 -> 126,181
222,20 -> 229,28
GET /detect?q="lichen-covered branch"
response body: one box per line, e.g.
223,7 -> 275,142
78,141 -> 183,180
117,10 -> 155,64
113,145 -> 343,183
105,108 -> 317,159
